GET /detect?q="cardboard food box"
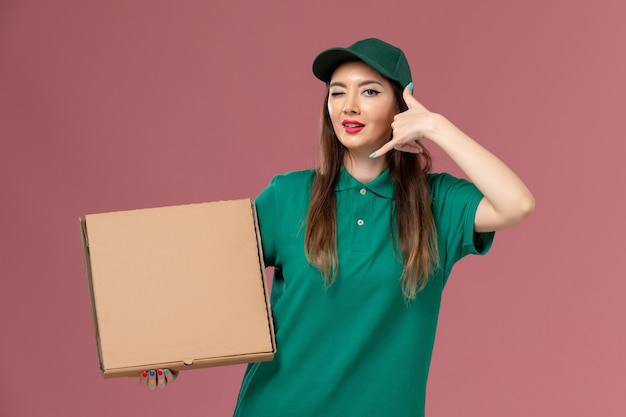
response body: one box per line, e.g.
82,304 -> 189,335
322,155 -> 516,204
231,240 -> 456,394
80,198 -> 276,378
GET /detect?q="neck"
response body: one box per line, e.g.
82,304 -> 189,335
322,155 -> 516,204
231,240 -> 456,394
343,152 -> 388,183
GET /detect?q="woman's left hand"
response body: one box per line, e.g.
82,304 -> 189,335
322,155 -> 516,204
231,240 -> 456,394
370,84 -> 444,158
139,368 -> 179,390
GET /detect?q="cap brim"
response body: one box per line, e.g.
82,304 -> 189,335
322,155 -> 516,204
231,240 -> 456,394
312,48 -> 363,83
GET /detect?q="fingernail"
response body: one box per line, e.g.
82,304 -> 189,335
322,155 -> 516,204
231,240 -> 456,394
149,370 -> 155,376
163,369 -> 169,375
157,369 -> 163,376
369,152 -> 376,158
141,371 -> 148,378
408,82 -> 413,93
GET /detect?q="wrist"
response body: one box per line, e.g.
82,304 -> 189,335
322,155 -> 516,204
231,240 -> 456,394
424,113 -> 453,145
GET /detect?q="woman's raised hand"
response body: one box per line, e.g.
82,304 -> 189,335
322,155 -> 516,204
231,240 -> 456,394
370,83 -> 441,158
139,368 -> 179,390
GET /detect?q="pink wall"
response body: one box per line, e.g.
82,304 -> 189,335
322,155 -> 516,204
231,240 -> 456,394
1,0 -> 625,415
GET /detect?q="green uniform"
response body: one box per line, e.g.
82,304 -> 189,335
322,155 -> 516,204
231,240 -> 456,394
234,166 -> 494,417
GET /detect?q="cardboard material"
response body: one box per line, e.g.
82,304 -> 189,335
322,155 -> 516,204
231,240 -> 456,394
80,199 -> 276,378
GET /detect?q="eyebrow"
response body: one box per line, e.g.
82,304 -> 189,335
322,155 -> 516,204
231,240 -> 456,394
329,80 -> 385,88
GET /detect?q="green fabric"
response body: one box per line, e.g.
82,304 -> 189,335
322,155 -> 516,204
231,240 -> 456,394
312,38 -> 412,88
234,166 -> 494,417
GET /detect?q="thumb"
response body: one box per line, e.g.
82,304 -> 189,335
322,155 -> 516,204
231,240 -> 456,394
403,82 -> 428,112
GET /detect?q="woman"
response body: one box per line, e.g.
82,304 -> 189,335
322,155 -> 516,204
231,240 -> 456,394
140,38 -> 534,417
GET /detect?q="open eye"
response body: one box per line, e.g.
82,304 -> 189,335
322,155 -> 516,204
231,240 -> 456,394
363,89 -> 380,97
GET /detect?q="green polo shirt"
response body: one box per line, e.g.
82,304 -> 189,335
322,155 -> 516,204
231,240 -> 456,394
234,166 -> 494,417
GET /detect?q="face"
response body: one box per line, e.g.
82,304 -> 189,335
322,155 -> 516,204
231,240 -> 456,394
328,61 -> 398,157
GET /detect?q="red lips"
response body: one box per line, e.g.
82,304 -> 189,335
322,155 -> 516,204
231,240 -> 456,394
342,119 -> 365,134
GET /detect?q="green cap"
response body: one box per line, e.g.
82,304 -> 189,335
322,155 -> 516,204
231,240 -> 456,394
312,38 -> 412,88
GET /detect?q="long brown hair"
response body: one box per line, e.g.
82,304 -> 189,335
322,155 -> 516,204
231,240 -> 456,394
304,80 -> 439,300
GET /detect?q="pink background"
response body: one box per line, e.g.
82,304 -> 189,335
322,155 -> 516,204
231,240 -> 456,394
1,0 -> 625,416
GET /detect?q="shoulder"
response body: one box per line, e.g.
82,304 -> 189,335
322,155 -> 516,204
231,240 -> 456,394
255,168 -> 315,210
269,169 -> 316,190
426,171 -> 485,216
426,171 -> 465,190
427,172 -> 480,198
260,169 -> 315,202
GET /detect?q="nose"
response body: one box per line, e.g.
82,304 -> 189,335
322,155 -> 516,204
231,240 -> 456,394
342,93 -> 360,114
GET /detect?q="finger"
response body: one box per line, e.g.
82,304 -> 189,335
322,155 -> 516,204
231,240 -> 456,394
156,369 -> 167,389
369,140 -> 397,159
148,369 -> 157,390
395,141 -> 424,154
139,370 -> 148,387
403,83 -> 428,112
164,369 -> 178,384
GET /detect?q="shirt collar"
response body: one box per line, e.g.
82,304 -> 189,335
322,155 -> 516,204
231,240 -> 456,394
334,165 -> 395,199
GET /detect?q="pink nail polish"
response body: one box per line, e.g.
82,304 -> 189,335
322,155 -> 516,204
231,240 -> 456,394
157,369 -> 163,376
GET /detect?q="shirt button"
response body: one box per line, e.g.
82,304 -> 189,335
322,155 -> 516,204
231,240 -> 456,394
359,188 -> 367,195
357,219 -> 364,226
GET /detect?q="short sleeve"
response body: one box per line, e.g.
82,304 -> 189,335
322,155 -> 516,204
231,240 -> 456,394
428,173 -> 495,274
254,177 -> 278,267
253,170 -> 315,270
